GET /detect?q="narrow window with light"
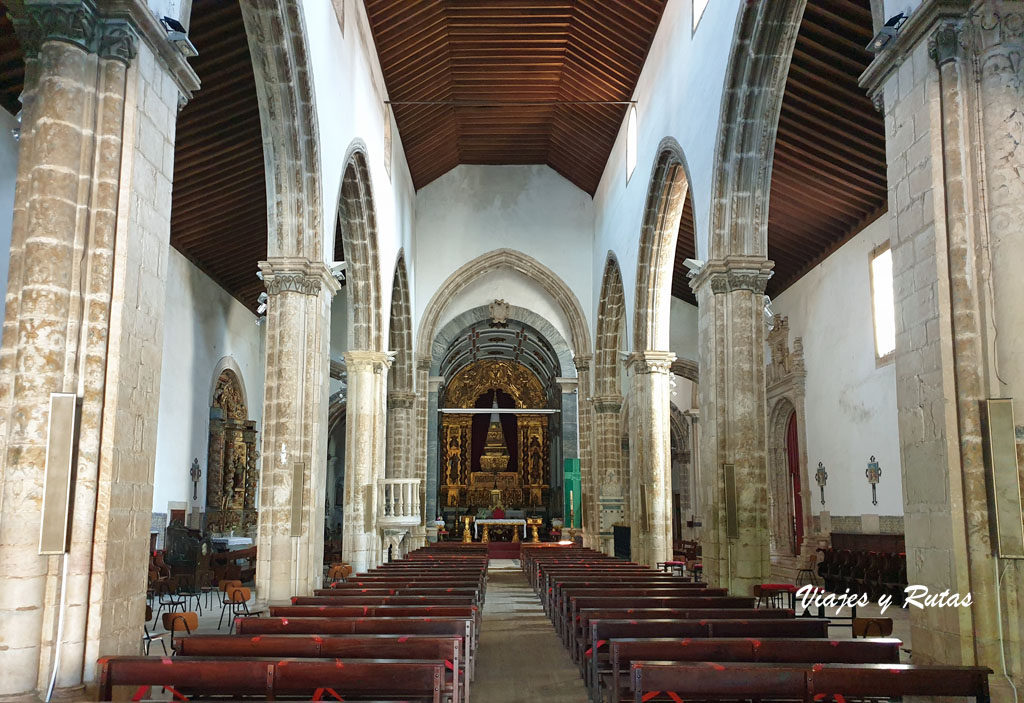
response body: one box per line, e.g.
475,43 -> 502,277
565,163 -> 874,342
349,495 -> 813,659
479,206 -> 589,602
626,104 -> 638,182
870,243 -> 896,362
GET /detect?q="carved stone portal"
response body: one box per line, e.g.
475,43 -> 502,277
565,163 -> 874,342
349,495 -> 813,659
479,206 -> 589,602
206,370 -> 259,534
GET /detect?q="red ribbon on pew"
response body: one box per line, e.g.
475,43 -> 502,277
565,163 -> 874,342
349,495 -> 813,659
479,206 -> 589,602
584,639 -> 607,657
445,660 -> 455,671
813,695 -> 846,703
313,687 -> 345,701
132,685 -> 189,702
641,692 -> 683,702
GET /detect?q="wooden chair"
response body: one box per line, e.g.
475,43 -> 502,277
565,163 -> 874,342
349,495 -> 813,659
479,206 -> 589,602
215,580 -> 243,629
853,616 -> 894,637
151,577 -> 185,623
223,586 -> 263,633
327,563 -> 353,584
142,605 -> 167,656
162,611 -> 198,651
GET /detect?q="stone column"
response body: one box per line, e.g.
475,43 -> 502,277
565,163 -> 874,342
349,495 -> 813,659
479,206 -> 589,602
255,258 -> 339,604
0,3 -> 196,696
690,257 -> 774,595
342,350 -> 391,573
858,5 -> 1024,697
385,390 -> 417,479
386,389 -> 423,546
626,351 -> 675,566
570,357 -> 593,546
423,369 -> 443,532
591,394 -> 624,555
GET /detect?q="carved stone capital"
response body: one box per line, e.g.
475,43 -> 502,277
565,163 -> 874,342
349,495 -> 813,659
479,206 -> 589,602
387,391 -> 418,409
929,20 -> 965,66
626,351 -> 676,376
689,256 -> 774,296
573,354 -> 593,374
592,394 -> 623,415
13,1 -> 139,63
343,349 -> 392,374
415,357 -> 433,373
260,257 -> 341,297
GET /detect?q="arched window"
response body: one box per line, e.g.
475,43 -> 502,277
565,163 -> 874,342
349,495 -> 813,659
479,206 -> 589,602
626,105 -> 638,182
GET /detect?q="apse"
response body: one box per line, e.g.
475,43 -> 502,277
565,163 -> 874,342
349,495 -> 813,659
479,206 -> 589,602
429,306 -> 576,528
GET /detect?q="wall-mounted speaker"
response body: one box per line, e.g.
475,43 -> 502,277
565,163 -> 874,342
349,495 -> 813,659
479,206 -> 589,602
290,462 -> 305,537
39,393 -> 79,555
724,463 -> 738,539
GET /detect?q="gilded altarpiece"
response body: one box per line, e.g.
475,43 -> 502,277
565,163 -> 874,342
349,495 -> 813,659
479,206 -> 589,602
206,370 -> 260,534
441,360 -> 550,508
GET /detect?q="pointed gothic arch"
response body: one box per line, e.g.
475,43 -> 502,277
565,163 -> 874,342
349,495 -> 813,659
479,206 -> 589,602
634,138 -> 691,351
388,253 -> 413,392
416,249 -> 591,361
708,1 -> 805,259
595,254 -> 627,396
241,0 -> 323,260
337,145 -> 383,352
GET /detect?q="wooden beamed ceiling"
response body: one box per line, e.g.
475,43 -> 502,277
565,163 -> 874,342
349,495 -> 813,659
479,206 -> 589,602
363,0 -> 667,195
169,0 -> 267,312
671,0 -> 887,303
0,3 -> 22,117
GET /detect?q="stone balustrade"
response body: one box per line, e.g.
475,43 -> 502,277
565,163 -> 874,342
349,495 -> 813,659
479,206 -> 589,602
378,478 -> 423,528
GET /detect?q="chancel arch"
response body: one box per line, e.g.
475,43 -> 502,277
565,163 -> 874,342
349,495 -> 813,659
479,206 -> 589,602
430,305 -> 576,541
416,249 -> 594,540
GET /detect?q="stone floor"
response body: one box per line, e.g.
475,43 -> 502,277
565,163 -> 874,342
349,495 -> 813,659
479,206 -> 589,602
471,559 -> 591,702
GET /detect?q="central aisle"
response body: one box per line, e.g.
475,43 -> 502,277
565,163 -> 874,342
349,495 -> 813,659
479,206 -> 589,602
471,559 -> 590,702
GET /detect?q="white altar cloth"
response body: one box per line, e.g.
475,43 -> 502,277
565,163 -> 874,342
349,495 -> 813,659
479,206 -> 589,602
474,518 -> 527,539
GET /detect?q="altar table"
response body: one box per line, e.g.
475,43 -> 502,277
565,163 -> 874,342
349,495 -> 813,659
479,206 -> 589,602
474,518 -> 527,542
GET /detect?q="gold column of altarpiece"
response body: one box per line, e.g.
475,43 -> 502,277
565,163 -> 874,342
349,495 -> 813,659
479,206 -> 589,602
441,359 -> 550,509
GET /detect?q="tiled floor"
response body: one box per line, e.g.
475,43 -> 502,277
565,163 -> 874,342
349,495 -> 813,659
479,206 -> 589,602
471,559 -> 591,702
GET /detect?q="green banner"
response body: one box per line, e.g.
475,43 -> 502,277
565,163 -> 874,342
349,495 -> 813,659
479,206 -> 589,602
563,458 -> 581,529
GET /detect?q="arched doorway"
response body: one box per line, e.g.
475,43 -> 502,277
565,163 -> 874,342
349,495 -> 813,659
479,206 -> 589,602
767,393 -> 811,558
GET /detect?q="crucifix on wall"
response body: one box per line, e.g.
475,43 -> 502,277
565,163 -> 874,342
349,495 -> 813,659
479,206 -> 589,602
189,458 -> 201,501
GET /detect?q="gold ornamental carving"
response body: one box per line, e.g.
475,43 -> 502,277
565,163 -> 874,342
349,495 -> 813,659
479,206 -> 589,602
206,370 -> 259,534
445,359 -> 546,409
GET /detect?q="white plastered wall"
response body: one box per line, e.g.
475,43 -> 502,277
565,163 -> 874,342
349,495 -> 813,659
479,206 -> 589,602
302,0 -> 417,354
152,249 -> 266,513
670,298 -> 698,363
772,215 -> 904,520
412,164 -> 595,342
591,0 -> 742,353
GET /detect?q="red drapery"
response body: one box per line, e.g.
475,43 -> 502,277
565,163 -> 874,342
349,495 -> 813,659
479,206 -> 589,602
469,389 -> 518,472
786,412 -> 803,551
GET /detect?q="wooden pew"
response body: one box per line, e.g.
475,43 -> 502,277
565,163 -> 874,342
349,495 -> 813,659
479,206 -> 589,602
604,638 -> 900,703
629,661 -> 992,703
175,634 -> 466,703
310,586 -> 483,605
554,587 -> 726,627
234,616 -> 477,679
572,608 -> 792,664
271,604 -> 481,647
563,595 -> 756,645
97,656 -> 445,702
585,618 -> 831,693
546,579 -> 708,615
